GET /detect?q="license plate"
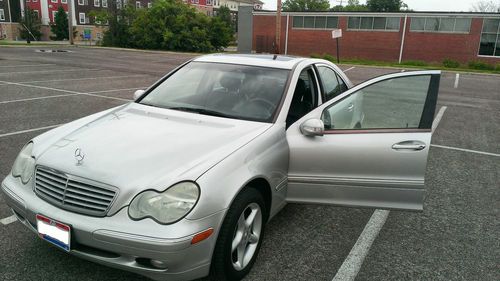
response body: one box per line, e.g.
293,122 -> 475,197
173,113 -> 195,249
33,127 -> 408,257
36,214 -> 71,252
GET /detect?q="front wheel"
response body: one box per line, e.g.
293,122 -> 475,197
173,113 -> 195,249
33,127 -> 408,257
211,188 -> 266,281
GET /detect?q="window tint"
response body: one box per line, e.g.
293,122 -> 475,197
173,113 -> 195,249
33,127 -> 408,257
410,17 -> 471,33
321,75 -> 431,130
317,66 -> 347,102
286,68 -> 318,127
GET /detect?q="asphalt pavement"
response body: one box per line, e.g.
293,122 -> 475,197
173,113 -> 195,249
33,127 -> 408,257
0,46 -> 498,281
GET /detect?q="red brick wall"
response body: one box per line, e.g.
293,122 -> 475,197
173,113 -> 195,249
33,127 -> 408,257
252,14 -> 500,65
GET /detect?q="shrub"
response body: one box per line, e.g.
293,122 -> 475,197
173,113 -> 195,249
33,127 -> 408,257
322,53 -> 336,62
468,60 -> 495,70
442,58 -> 460,68
401,60 -> 428,67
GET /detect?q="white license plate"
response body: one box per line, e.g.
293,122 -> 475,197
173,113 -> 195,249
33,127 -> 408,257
36,214 -> 71,252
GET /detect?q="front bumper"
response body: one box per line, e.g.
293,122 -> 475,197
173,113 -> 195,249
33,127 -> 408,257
1,175 -> 225,281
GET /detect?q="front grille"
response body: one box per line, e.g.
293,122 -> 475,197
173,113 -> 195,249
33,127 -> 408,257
34,166 -> 118,217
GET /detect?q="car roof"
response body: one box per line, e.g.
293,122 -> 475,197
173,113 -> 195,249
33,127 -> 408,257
193,54 -> 307,70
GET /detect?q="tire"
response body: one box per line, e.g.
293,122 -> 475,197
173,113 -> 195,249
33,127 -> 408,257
210,187 -> 267,281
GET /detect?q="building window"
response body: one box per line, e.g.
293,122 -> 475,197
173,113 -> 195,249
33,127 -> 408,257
33,0 -> 38,2
117,0 -> 122,8
33,10 -> 39,19
147,2 -> 152,8
51,0 -> 57,3
102,0 -> 107,7
292,16 -> 338,29
206,0 -> 212,5
61,0 -> 67,3
410,17 -> 472,33
0,9 -> 4,21
79,12 -> 86,24
479,19 -> 500,57
348,16 -> 400,31
94,0 -> 100,7
78,0 -> 84,5
52,11 -> 57,22
136,1 -> 141,8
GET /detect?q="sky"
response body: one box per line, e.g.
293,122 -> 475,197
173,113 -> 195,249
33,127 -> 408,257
260,0 -> 483,12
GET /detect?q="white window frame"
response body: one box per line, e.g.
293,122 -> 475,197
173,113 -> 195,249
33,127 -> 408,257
0,9 -> 4,21
78,0 -> 84,5
409,17 -> 472,34
147,2 -> 152,8
136,1 -> 141,8
79,12 -> 86,24
102,0 -> 107,7
33,10 -> 39,19
33,0 -> 38,2
51,0 -> 57,3
61,0 -> 67,3
94,0 -> 100,7
52,11 -> 57,22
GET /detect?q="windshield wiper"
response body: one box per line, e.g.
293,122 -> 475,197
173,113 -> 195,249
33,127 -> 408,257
167,107 -> 237,119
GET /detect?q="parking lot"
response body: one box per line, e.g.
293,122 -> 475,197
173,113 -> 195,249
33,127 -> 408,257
0,47 -> 498,281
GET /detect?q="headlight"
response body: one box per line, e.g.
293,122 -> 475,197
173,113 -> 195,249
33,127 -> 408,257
129,182 -> 200,224
12,142 -> 36,184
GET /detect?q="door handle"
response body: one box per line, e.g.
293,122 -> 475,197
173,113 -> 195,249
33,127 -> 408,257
347,103 -> 354,111
392,141 -> 426,151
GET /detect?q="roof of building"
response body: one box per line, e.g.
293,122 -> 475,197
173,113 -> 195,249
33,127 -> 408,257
193,54 -> 305,69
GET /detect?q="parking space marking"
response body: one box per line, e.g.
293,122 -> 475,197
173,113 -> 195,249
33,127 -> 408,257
21,74 -> 149,84
432,106 -> 447,132
344,67 -> 355,72
0,80 -> 132,102
454,73 -> 460,88
0,64 -> 55,68
0,215 -> 17,225
431,144 -> 500,157
332,210 -> 390,281
0,68 -> 100,75
0,94 -> 80,104
0,124 -> 63,138
87,87 -> 145,94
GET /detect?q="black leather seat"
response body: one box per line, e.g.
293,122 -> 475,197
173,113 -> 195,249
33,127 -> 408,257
286,79 -> 313,126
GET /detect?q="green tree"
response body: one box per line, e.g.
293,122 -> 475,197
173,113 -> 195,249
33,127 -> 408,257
19,8 -> 42,41
282,0 -> 330,11
210,17 -> 233,51
216,5 -> 234,32
332,0 -> 369,11
50,6 -> 69,40
366,0 -> 407,12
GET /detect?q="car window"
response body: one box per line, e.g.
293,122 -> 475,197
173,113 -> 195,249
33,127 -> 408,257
286,68 -> 319,127
316,66 -> 346,102
321,75 -> 431,130
140,62 -> 290,123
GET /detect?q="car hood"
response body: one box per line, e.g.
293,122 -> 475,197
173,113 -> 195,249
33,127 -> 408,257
35,103 -> 271,211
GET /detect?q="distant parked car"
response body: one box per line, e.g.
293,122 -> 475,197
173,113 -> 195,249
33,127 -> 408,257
2,54 -> 440,281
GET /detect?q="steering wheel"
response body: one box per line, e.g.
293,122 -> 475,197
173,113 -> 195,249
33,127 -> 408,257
248,98 -> 275,116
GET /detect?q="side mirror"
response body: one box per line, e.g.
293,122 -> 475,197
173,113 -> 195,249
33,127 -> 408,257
133,89 -> 145,101
300,119 -> 324,137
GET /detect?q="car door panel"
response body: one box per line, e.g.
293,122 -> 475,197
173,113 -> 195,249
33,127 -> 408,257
286,71 -> 440,211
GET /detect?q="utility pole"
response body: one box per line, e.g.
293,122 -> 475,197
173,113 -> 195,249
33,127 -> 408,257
275,0 -> 281,54
68,0 -> 74,44
24,0 -> 30,43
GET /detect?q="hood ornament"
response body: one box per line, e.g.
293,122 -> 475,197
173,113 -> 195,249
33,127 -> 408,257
75,148 -> 85,165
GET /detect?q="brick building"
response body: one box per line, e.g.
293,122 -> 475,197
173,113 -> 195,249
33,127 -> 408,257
252,11 -> 500,64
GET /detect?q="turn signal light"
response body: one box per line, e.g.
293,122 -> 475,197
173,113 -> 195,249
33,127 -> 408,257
191,228 -> 214,245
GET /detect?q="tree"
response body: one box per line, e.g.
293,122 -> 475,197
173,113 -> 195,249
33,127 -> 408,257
282,0 -> 330,11
366,0 -> 407,12
471,0 -> 500,12
19,8 -> 42,41
50,6 -> 69,40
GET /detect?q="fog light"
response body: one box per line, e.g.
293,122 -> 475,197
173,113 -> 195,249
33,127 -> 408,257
150,259 -> 168,269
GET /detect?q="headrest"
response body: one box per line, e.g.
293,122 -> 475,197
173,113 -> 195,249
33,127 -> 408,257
220,74 -> 242,91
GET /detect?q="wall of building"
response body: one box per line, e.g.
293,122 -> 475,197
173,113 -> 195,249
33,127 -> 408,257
252,12 -> 500,65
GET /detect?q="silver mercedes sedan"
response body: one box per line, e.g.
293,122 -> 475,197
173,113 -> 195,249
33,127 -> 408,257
1,54 -> 440,281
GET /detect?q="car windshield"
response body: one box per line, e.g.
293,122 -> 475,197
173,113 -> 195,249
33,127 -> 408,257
139,62 -> 290,122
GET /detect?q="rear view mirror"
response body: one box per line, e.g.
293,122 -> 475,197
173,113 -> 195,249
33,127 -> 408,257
133,90 -> 145,100
300,119 -> 324,137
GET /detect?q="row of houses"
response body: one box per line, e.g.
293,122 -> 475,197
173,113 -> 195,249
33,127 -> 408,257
0,0 -> 263,40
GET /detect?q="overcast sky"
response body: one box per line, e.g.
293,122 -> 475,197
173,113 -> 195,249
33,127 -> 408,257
261,0 -> 482,12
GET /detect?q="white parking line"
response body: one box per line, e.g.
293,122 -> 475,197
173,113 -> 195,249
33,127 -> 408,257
332,210 -> 390,281
21,74 -> 148,84
454,73 -> 460,88
0,80 -> 133,102
0,215 -> 18,225
0,68 -> 100,75
431,144 -> 500,157
0,94 -> 80,104
0,124 -> 63,138
87,87 -> 144,94
432,106 -> 447,132
343,67 -> 355,72
0,64 -> 56,68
